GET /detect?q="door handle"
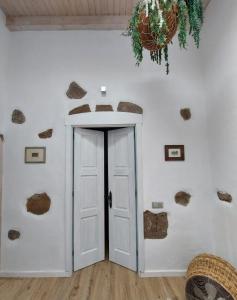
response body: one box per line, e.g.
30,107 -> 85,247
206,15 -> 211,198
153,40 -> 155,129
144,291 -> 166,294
108,191 -> 112,208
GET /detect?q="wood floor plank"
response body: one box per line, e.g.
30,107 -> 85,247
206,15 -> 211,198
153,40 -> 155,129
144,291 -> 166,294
0,261 -> 186,300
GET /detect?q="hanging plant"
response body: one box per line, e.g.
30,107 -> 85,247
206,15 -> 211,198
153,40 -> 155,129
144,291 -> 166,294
128,0 -> 203,74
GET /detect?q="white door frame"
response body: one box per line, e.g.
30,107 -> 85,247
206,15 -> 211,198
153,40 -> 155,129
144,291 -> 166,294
64,112 -> 144,276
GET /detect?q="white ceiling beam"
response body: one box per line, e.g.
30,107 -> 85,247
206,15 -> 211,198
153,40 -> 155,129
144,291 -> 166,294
6,15 -> 130,31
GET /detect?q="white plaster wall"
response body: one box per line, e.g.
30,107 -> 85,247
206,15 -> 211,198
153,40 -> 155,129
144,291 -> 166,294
1,29 -> 214,273
0,10 -> 9,267
201,0 -> 237,267
0,10 -> 8,131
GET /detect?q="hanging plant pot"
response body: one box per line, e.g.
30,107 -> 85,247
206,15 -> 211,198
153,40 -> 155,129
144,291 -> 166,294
128,0 -> 204,74
138,5 -> 178,51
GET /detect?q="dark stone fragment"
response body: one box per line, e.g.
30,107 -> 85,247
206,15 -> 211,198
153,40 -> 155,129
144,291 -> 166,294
144,210 -> 168,239
38,129 -> 53,139
12,109 -> 25,124
26,193 -> 51,215
8,230 -> 20,240
217,191 -> 232,203
175,191 -> 191,206
66,82 -> 87,99
117,102 -> 143,114
96,105 -> 113,112
69,104 -> 91,115
180,108 -> 191,120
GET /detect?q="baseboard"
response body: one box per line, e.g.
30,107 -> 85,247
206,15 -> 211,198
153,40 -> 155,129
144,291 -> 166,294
140,269 -> 186,278
0,271 -> 72,278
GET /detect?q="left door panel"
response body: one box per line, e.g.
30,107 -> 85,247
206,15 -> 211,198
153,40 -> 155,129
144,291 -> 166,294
74,128 -> 105,271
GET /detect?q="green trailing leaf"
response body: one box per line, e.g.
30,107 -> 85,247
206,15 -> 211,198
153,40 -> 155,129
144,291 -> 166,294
187,0 -> 203,48
164,45 -> 169,74
177,0 -> 188,48
159,49 -> 162,65
128,0 -> 203,74
128,2 -> 143,65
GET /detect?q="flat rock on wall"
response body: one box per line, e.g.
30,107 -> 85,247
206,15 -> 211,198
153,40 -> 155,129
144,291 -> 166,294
38,129 -> 53,139
175,191 -> 191,206
69,104 -> 91,115
26,193 -> 51,215
8,230 -> 20,240
12,109 -> 25,124
96,105 -> 113,112
144,210 -> 168,239
117,102 -> 143,114
217,191 -> 232,203
180,108 -> 192,120
66,82 -> 87,99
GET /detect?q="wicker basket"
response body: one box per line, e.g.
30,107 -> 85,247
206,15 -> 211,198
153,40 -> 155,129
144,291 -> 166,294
186,253 -> 237,300
138,4 -> 178,51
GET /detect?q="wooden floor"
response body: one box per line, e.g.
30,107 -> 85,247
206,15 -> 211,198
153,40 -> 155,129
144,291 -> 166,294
0,261 -> 186,300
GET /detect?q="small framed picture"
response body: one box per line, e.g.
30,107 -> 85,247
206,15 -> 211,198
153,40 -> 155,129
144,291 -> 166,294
165,145 -> 185,161
25,147 -> 46,164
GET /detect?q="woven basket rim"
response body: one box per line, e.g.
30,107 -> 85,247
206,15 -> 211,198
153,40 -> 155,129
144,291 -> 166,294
187,253 -> 237,274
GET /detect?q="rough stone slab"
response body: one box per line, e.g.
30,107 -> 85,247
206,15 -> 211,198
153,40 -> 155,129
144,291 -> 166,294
26,193 -> 51,215
69,104 -> 91,115
175,191 -> 191,206
12,109 -> 25,124
8,230 -> 20,240
66,82 -> 87,99
180,108 -> 191,120
117,102 -> 143,114
217,191 -> 232,203
38,129 -> 53,139
96,105 -> 113,112
144,210 -> 168,239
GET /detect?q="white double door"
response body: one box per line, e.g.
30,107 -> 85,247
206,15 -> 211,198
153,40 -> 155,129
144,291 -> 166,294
74,127 -> 137,272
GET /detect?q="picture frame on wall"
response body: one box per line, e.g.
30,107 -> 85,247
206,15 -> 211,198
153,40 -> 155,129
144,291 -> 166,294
25,147 -> 46,164
165,145 -> 185,161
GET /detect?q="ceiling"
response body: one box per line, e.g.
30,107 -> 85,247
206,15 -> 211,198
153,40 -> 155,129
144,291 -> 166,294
0,0 -> 212,31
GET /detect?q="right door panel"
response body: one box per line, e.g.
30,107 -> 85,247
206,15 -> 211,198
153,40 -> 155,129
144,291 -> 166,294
108,127 -> 137,272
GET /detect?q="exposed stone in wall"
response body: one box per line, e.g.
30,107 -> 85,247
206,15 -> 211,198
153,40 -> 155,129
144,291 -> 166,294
117,102 -> 143,114
0,134 -> 4,142
217,191 -> 232,203
38,129 -> 53,139
12,109 -> 25,124
66,82 -> 87,99
144,210 -> 168,239
69,104 -> 91,115
175,191 -> 191,206
8,230 -> 20,240
180,108 -> 191,120
26,193 -> 51,215
96,105 -> 113,112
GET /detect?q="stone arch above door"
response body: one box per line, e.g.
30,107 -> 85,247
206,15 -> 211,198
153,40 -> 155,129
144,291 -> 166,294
68,102 -> 143,116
